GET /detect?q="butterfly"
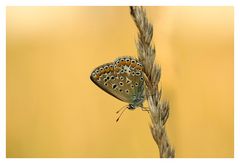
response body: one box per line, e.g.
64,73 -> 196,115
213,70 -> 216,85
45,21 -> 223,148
90,56 -> 148,121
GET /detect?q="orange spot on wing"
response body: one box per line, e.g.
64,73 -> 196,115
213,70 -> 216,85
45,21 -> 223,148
120,61 -> 126,65
125,61 -> 131,66
131,63 -> 137,67
105,68 -> 110,73
135,65 -> 143,70
100,69 -> 105,74
114,67 -> 120,72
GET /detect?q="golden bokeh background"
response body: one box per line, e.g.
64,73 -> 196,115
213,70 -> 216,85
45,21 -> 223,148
6,6 -> 233,158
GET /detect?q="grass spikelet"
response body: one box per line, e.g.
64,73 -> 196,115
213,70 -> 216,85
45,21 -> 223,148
130,6 -> 175,158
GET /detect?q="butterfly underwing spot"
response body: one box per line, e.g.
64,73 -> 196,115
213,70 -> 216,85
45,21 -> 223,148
125,58 -> 131,66
92,72 -> 96,78
131,84 -> 134,89
131,71 -> 135,76
136,71 -> 141,76
104,66 -> 109,72
109,64 -> 114,71
120,69 -> 124,74
119,82 -> 124,86
126,77 -> 132,84
122,65 -> 131,74
135,82 -> 139,86
131,59 -> 136,64
125,58 -> 130,62
125,89 -> 129,94
110,76 -> 115,80
95,69 -> 99,75
115,60 -> 121,67
130,60 -> 137,68
112,84 -> 117,89
140,77 -> 144,81
135,63 -> 143,70
118,58 -> 126,66
120,58 -> 125,63
99,67 -> 104,73
120,76 -> 124,81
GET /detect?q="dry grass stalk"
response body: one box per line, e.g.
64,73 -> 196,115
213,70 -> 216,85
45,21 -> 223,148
130,6 -> 175,158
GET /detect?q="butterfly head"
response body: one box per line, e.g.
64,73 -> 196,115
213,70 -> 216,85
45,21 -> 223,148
128,95 -> 145,110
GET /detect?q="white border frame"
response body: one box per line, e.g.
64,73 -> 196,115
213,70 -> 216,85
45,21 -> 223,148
0,0 -> 239,163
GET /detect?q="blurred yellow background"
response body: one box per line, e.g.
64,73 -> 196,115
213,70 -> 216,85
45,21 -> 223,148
6,7 -> 233,158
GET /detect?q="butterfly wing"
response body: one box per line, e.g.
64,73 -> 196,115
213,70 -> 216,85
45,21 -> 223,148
90,62 -> 128,102
90,56 -> 144,104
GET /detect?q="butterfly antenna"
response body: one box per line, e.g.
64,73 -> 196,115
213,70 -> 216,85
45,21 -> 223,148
116,107 -> 128,122
116,105 -> 128,114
